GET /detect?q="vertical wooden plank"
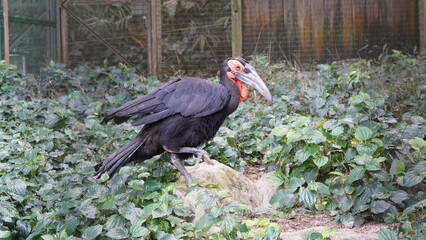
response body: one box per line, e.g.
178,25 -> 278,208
147,0 -> 153,75
269,0 -> 283,59
311,0 -> 324,60
341,0 -> 353,58
231,0 -> 242,57
60,0 -> 69,63
420,0 -> 426,53
2,0 -> 9,63
56,0 -> 62,61
149,0 -> 161,75
46,0 -> 52,60
286,0 -> 297,60
155,0 -> 161,73
325,0 -> 337,59
243,0 -> 254,54
296,0 -> 311,60
256,0 -> 269,54
407,0 -> 416,44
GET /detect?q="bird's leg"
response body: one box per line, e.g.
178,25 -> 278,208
170,153 -> 194,184
178,147 -> 214,165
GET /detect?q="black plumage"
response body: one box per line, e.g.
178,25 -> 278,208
95,57 -> 272,183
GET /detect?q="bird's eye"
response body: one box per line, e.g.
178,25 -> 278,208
227,59 -> 245,72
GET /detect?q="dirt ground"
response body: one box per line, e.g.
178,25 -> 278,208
277,211 -> 389,233
244,163 -> 390,235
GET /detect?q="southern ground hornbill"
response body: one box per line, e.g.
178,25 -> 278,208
95,57 -> 272,183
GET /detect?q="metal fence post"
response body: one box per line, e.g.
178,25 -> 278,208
231,0 -> 242,57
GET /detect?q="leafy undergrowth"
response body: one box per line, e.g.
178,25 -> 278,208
0,52 -> 425,240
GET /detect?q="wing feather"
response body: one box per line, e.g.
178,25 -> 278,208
103,77 -> 230,125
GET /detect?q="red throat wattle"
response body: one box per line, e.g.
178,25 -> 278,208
227,72 -> 248,101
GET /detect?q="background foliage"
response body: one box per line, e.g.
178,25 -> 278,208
0,52 -> 425,239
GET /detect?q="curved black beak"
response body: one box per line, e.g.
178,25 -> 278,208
234,63 -> 272,102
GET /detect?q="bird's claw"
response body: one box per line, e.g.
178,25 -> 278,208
203,154 -> 214,165
194,153 -> 214,167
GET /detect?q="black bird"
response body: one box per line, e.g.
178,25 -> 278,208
95,57 -> 272,183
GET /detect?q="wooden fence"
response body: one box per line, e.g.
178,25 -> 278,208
2,0 -> 424,74
239,0 -> 419,63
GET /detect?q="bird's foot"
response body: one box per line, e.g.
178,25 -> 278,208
170,153 -> 194,184
202,154 -> 214,165
194,153 -> 213,167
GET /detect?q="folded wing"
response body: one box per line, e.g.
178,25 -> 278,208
103,77 -> 231,126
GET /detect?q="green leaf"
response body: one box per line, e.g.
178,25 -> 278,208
100,173 -> 110,181
349,92 -> 369,104
226,137 -> 238,148
41,235 -> 54,240
307,232 -> 324,240
339,215 -> 354,228
409,137 -> 425,150
354,154 -> 372,165
315,98 -> 327,108
390,190 -> 408,204
331,126 -> 344,136
220,215 -> 236,234
354,127 -> 373,141
378,228 -> 398,240
307,129 -> 327,143
370,200 -> 391,214
269,190 -> 295,209
195,214 -> 215,231
264,225 -> 280,239
128,180 -> 145,190
286,130 -> 303,143
315,182 -> 331,196
106,227 -> 129,239
64,215 -> 79,235
356,143 -> 377,155
267,172 -> 286,187
338,196 -> 354,212
286,177 -> 305,192
299,187 -> 316,209
271,125 -> 290,137
0,230 -> 11,238
159,234 -> 177,240
321,227 -> 337,238
308,144 -> 319,155
403,198 -> 426,214
80,204 -> 97,219
82,225 -> 103,240
403,169 -> 423,187
105,215 -> 126,229
293,116 -> 311,127
143,180 -> 162,192
295,148 -> 310,163
45,113 -> 60,128
129,225 -> 149,238
313,156 -> 328,168
366,157 -> 386,171
348,166 -> 365,184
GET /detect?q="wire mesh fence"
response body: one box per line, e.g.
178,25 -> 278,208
64,0 -> 149,73
5,0 -> 56,74
2,0 -> 421,75
242,0 -> 418,65
161,0 -> 232,75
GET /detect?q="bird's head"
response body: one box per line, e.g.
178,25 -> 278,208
221,57 -> 272,102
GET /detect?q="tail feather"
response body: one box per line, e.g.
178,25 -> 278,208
95,136 -> 144,178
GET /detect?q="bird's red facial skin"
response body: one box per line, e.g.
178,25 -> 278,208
227,60 -> 248,101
